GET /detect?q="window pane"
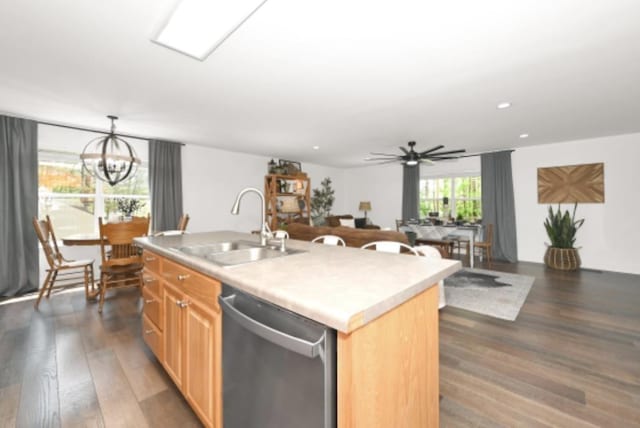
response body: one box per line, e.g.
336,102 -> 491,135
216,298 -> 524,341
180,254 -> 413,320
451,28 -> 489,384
420,176 -> 481,220
39,196 -> 96,236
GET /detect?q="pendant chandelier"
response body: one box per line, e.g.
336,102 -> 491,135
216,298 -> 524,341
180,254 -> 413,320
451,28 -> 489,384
80,115 -> 141,186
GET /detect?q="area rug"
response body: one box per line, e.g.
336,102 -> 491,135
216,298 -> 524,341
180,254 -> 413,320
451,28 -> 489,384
443,268 -> 535,321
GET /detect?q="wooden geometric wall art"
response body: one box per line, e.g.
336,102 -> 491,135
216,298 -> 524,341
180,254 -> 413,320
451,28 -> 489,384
537,163 -> 604,203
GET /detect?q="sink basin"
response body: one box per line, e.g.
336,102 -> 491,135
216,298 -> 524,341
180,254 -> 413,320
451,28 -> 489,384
207,247 -> 304,267
176,241 -> 256,257
173,240 -> 305,267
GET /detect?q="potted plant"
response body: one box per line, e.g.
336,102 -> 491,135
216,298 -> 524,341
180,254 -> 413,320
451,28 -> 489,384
117,197 -> 145,221
543,203 -> 584,271
310,177 -> 335,225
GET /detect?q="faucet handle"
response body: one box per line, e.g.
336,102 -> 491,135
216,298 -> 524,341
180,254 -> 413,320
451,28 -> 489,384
263,221 -> 273,238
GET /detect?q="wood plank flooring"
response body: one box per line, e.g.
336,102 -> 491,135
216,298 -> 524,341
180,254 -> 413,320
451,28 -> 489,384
0,259 -> 639,427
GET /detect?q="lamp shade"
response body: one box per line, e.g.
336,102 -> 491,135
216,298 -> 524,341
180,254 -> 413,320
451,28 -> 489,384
359,201 -> 372,212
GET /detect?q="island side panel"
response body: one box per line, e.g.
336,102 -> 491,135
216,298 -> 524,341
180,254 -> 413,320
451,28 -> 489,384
337,284 -> 439,428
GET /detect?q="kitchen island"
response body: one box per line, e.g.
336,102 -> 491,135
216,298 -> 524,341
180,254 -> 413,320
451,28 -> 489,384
135,231 -> 460,428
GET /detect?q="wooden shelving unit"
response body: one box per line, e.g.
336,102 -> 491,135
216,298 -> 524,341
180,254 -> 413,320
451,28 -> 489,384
264,174 -> 311,231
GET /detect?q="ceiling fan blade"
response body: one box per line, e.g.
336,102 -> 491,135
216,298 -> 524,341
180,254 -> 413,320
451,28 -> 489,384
370,152 -> 399,157
429,156 -> 459,161
399,146 -> 410,155
367,159 -> 404,165
419,159 -> 435,165
365,157 -> 403,161
427,148 -> 466,156
419,145 -> 444,156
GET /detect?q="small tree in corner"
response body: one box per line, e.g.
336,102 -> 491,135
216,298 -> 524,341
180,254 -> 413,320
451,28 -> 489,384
311,177 -> 335,217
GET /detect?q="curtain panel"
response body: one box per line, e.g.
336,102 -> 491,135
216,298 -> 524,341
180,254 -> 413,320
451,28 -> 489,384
402,164 -> 420,220
149,140 -> 183,232
0,115 -> 39,296
481,151 -> 518,262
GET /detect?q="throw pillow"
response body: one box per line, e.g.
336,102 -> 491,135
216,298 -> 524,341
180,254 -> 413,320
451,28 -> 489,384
339,218 -> 356,228
354,217 -> 367,228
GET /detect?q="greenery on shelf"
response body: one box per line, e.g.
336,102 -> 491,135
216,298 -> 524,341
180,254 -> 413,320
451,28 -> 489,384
117,198 -> 145,217
544,203 -> 584,248
311,177 -> 335,217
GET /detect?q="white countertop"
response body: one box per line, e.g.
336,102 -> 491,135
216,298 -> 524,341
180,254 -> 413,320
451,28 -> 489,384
135,231 -> 461,333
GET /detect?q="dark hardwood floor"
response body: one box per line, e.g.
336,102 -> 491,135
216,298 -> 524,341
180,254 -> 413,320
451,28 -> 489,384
0,258 -> 639,427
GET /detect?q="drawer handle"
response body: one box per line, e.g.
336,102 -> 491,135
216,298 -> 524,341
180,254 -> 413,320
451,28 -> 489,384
177,274 -> 190,281
176,300 -> 190,308
144,329 -> 154,335
145,256 -> 156,262
144,278 -> 154,283
145,299 -> 155,304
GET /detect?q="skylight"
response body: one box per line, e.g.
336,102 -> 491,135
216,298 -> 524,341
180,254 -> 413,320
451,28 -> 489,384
152,0 -> 269,61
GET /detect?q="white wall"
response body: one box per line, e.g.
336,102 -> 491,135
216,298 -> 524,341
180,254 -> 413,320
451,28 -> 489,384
343,157 -> 480,230
512,133 -> 640,274
182,145 -> 346,233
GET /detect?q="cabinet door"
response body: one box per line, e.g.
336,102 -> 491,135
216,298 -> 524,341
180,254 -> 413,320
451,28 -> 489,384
184,300 -> 219,428
163,281 -> 184,388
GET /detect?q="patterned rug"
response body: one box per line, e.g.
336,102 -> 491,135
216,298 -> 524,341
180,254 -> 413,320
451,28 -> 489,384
443,268 -> 535,321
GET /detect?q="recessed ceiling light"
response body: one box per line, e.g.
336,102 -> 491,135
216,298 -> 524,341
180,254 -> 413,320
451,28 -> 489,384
152,0 -> 269,61
519,133 -> 529,139
312,145 -> 320,150
497,102 -> 512,109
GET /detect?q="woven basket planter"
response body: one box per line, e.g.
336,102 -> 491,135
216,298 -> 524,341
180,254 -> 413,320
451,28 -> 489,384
544,247 -> 581,271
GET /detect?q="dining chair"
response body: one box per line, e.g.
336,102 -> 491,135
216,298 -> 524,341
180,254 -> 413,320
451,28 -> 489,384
360,241 -> 420,255
311,235 -> 346,246
177,214 -> 190,232
97,216 -> 150,313
32,215 -> 97,309
414,245 -> 447,309
473,223 -> 493,266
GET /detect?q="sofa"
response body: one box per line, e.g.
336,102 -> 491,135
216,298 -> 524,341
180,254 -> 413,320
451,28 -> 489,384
324,214 -> 381,230
288,222 -> 407,248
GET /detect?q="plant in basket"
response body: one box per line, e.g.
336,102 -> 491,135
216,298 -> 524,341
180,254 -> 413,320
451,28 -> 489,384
543,203 -> 584,270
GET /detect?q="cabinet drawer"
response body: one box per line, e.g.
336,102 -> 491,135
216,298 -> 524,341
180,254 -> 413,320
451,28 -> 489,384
142,287 -> 162,330
142,272 -> 161,296
142,314 -> 163,360
143,250 -> 161,275
163,259 -> 221,308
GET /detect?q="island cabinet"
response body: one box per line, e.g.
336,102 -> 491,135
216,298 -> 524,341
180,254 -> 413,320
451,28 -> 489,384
142,250 -> 222,428
141,244 -> 442,428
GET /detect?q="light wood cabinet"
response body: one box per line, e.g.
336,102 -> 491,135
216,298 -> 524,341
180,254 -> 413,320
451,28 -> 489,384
264,174 -> 311,230
142,250 -> 221,428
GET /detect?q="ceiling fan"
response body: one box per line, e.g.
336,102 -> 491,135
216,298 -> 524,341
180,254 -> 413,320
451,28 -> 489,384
366,141 -> 466,166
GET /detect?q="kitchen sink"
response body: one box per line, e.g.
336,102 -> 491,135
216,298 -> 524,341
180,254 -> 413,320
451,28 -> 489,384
176,241 -> 257,257
173,240 -> 305,267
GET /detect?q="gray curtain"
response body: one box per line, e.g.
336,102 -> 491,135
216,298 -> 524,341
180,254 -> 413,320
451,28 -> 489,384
0,116 -> 39,296
149,140 -> 183,232
402,164 -> 420,220
481,151 -> 518,262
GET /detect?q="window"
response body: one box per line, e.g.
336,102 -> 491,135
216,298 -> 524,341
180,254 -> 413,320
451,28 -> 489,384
37,125 -> 150,237
419,176 -> 482,221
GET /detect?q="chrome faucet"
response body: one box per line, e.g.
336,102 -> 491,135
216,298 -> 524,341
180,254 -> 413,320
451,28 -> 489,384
231,187 -> 271,246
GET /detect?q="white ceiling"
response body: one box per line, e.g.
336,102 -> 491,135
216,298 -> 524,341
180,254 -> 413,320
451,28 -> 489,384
1,0 -> 639,167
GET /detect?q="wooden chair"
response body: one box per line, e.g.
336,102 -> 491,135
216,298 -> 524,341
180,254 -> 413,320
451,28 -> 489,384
32,216 -> 97,309
473,223 -> 493,266
311,235 -> 346,246
98,217 -> 150,313
178,214 -> 190,232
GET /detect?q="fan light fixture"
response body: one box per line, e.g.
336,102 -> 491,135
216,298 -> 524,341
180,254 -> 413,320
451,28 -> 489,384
80,116 -> 141,187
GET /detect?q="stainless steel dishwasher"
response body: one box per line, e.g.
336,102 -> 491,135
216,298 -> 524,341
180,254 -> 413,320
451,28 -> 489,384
219,285 -> 336,428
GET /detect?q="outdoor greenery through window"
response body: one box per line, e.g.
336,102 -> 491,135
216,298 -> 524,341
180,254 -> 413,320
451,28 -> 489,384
419,176 -> 482,221
38,148 -> 150,237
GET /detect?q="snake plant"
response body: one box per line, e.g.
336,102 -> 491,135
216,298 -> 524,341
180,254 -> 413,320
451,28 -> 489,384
544,203 -> 584,248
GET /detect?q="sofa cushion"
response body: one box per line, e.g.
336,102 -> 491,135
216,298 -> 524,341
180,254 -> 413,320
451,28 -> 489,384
326,214 -> 354,227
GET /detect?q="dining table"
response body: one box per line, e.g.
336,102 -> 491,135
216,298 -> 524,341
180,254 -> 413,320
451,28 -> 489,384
61,234 -> 101,246
410,224 -> 483,268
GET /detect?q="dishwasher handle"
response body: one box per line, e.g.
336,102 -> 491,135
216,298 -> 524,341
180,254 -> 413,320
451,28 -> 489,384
219,294 -> 325,359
